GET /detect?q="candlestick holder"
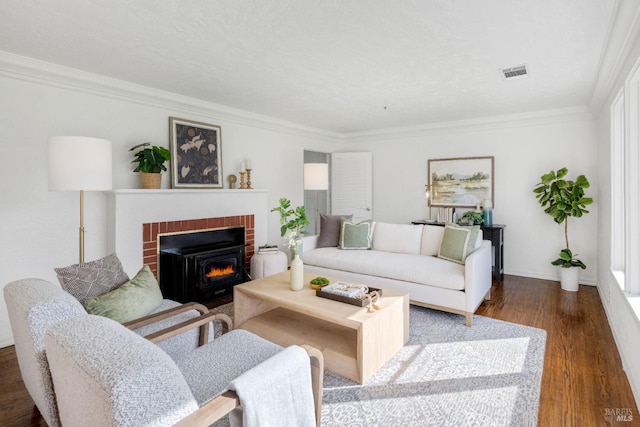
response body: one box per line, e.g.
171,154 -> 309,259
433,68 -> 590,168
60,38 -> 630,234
246,168 -> 252,189
239,171 -> 246,189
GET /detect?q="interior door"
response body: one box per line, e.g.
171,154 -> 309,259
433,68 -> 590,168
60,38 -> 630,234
331,152 -> 373,222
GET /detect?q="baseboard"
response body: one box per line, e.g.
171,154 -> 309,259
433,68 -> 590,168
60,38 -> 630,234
504,269 -> 597,286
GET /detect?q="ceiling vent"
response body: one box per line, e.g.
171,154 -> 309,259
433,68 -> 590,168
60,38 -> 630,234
500,64 -> 529,80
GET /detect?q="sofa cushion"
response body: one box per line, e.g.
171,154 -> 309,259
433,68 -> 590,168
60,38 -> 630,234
420,225 -> 445,256
317,214 -> 353,248
304,248 -> 465,290
339,220 -> 374,250
55,253 -> 130,303
438,224 -> 480,264
82,265 -> 163,323
372,223 -> 423,255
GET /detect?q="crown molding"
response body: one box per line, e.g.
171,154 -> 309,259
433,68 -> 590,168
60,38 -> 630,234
0,50 -> 596,145
588,0 -> 640,116
0,51 -> 341,143
342,106 -> 594,144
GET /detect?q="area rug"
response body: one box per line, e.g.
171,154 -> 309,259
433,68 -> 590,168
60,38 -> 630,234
210,304 -> 546,427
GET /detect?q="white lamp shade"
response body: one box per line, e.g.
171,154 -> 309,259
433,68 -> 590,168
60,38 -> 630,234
304,163 -> 329,190
48,136 -> 113,191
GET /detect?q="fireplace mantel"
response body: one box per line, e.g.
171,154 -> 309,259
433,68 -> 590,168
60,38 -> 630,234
107,189 -> 269,276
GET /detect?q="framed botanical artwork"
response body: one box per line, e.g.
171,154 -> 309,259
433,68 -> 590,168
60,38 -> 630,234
169,117 -> 223,188
427,156 -> 494,208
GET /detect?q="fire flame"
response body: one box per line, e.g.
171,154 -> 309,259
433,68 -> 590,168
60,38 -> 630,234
206,264 -> 235,278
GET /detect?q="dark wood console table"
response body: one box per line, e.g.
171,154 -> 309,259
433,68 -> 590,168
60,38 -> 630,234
480,224 -> 505,280
411,220 -> 506,281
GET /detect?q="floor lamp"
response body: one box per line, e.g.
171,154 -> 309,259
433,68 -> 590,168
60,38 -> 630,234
48,136 -> 113,264
304,163 -> 329,235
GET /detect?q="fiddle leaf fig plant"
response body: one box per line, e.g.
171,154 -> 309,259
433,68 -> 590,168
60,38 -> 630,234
551,249 -> 587,269
533,167 -> 593,268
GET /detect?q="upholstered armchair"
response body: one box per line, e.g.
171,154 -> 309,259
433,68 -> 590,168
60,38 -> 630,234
45,314 -> 324,426
3,278 -> 220,426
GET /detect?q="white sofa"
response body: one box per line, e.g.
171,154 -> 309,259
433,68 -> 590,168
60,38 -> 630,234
303,222 -> 492,326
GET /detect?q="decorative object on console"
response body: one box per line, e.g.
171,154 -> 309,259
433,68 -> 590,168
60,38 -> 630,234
271,197 -> 310,259
428,156 -> 494,208
533,167 -> 592,291
129,142 -> 170,189
482,199 -> 493,226
457,210 -> 484,226
48,136 -> 113,264
304,163 -> 329,234
169,117 -> 222,188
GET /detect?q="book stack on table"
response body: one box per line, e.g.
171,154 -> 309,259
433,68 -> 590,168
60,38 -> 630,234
258,244 -> 279,254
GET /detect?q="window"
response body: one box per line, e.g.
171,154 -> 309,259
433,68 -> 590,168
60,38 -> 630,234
611,89 -> 624,288
611,57 -> 640,295
626,61 -> 640,295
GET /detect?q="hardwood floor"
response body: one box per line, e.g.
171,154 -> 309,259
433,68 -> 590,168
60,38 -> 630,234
476,275 -> 638,426
0,275 -> 637,426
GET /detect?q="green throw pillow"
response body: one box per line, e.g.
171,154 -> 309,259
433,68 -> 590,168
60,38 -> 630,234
438,223 -> 480,264
339,219 -> 374,250
83,265 -> 163,323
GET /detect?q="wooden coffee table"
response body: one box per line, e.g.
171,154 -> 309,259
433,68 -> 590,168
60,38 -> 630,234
234,271 -> 409,384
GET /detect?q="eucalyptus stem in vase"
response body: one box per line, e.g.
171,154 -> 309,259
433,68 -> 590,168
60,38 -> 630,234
271,197 -> 310,258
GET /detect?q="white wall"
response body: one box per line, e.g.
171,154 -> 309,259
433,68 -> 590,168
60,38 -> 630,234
0,53 -> 342,347
341,110 -> 599,284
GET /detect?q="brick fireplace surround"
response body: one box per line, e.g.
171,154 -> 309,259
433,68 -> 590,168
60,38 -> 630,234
143,215 -> 255,278
107,189 -> 268,279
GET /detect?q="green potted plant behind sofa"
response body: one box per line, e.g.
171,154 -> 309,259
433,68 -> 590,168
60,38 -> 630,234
533,167 -> 593,291
129,142 -> 170,189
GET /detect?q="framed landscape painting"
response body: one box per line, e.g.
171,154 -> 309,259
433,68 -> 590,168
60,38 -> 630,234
169,117 -> 223,188
428,156 -> 494,208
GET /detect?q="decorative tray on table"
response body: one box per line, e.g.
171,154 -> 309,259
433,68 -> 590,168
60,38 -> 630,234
316,281 -> 382,307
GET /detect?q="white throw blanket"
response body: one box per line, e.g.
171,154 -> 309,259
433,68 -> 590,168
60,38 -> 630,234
228,345 -> 315,427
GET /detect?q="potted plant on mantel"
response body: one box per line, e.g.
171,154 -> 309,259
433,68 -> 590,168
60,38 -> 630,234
129,142 -> 171,189
533,167 -> 593,292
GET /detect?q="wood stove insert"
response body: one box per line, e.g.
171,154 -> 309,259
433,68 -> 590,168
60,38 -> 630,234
159,226 -> 248,304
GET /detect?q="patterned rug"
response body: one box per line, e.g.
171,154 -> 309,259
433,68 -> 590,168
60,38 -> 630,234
211,304 -> 546,427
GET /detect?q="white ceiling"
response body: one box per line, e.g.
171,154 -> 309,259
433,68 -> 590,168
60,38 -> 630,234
0,0 -> 616,133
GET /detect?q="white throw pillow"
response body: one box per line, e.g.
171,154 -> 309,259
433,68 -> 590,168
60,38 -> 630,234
372,223 -> 423,255
420,225 -> 445,256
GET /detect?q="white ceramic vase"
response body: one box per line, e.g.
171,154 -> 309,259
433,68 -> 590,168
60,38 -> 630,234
560,267 -> 580,292
290,254 -> 304,291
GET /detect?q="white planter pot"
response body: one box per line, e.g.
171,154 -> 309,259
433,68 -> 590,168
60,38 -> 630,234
560,267 -> 580,292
